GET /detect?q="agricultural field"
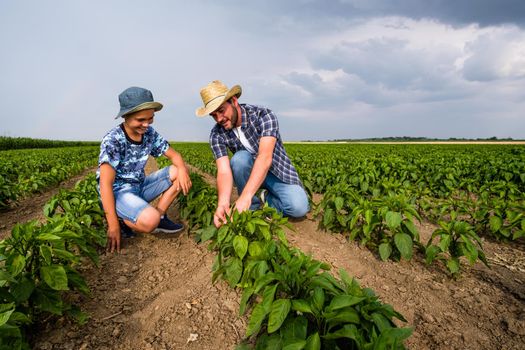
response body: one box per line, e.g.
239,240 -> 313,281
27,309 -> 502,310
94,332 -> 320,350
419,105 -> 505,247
0,141 -> 524,349
0,146 -> 100,210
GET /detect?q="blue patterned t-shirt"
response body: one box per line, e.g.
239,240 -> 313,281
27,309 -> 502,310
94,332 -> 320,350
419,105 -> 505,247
96,124 -> 169,190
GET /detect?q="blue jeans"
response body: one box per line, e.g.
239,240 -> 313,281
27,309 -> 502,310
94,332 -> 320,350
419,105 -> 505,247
230,151 -> 309,218
101,166 -> 172,224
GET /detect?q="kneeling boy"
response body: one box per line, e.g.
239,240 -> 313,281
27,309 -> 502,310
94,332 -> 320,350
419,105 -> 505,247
97,86 -> 192,252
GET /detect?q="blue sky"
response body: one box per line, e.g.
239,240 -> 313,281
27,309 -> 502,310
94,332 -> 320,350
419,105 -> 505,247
1,0 -> 525,141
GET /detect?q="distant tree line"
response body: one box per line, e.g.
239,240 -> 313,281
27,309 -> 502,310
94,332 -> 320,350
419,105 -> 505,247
0,136 -> 99,151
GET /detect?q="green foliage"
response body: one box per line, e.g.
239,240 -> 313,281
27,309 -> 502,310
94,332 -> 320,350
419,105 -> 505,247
287,144 -> 525,197
315,184 -> 421,262
286,143 -> 524,277
474,195 -> 525,241
173,143 -> 525,344
0,146 -> 99,209
164,142 -> 217,176
207,207 -> 291,288
0,175 -> 106,347
180,172 -> 411,349
176,173 -> 218,238
424,187 -> 525,242
425,220 -> 488,277
0,136 -> 98,151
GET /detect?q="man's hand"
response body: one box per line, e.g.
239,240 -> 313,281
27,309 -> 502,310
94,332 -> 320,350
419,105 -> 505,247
213,204 -> 229,228
107,224 -> 121,253
234,194 -> 252,214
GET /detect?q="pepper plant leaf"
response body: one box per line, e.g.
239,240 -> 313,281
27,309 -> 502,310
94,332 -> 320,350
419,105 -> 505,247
40,265 -> 68,291
386,211 -> 402,230
233,235 -> 248,259
378,242 -> 392,261
394,233 -> 413,260
268,298 -> 291,333
304,332 -> 321,350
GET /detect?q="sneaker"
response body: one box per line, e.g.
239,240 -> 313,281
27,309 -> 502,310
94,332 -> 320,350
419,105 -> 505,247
119,220 -> 136,238
154,215 -> 184,234
259,189 -> 267,203
258,189 -> 268,208
250,189 -> 268,210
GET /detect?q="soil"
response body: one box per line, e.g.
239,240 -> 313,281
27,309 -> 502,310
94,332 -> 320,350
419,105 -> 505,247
5,159 -> 524,349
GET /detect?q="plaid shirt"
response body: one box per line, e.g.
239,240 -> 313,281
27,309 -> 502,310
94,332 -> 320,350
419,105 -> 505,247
209,103 -> 302,186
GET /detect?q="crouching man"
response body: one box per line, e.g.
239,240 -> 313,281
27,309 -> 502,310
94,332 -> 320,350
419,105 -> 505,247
195,80 -> 308,227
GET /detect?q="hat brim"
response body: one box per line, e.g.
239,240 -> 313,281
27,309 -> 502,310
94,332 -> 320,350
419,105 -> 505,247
195,85 -> 242,117
115,101 -> 163,119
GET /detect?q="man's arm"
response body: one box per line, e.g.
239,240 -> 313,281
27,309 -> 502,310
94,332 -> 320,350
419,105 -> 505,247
214,156 -> 234,227
234,136 -> 276,212
163,147 -> 192,195
99,163 -> 120,253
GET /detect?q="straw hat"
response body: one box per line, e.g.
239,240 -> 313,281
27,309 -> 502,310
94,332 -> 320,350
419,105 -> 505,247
115,86 -> 163,119
195,80 -> 242,117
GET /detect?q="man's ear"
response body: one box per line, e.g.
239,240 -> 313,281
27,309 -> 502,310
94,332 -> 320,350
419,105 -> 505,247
230,96 -> 238,106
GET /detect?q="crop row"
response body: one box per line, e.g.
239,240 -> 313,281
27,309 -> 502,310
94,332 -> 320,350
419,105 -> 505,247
0,174 -> 106,349
170,142 -> 525,199
0,147 -> 99,209
0,137 -> 99,151
0,147 -> 413,348
284,144 -> 524,275
285,143 -> 525,197
314,184 -> 490,276
170,142 -> 524,276
170,142 -> 217,175
179,172 -> 412,349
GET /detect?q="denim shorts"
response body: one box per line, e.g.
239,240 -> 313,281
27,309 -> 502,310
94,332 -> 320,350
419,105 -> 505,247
113,166 -> 172,223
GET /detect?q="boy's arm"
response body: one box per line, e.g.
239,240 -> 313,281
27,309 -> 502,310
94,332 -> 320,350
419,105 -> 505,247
214,156 -> 233,227
163,147 -> 192,195
99,163 -> 121,253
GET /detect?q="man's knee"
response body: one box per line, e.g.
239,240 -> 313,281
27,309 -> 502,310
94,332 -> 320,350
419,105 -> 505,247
230,151 -> 253,174
281,188 -> 309,218
286,199 -> 309,218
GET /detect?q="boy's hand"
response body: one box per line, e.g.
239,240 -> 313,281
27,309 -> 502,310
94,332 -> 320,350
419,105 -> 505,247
107,224 -> 121,253
176,166 -> 192,195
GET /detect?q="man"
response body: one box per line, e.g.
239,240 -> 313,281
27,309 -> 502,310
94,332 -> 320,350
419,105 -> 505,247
195,80 -> 309,227
98,86 -> 192,252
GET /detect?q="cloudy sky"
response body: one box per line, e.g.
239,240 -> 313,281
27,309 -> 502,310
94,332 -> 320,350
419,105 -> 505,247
1,0 -> 525,141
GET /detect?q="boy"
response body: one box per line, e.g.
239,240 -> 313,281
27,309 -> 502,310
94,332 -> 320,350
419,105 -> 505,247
97,86 -> 192,252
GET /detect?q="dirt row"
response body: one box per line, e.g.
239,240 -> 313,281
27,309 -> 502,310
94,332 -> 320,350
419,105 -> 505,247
3,160 -> 524,349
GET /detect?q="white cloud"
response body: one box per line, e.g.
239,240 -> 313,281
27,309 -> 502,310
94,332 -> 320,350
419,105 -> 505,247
271,17 -> 525,108
242,16 -> 525,139
461,25 -> 525,81
1,2 -> 524,141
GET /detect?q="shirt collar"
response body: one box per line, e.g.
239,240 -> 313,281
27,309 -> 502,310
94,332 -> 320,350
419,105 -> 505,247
240,104 -> 248,130
120,123 -> 143,145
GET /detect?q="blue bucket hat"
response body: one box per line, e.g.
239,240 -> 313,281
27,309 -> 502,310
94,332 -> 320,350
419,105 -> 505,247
115,86 -> 163,119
